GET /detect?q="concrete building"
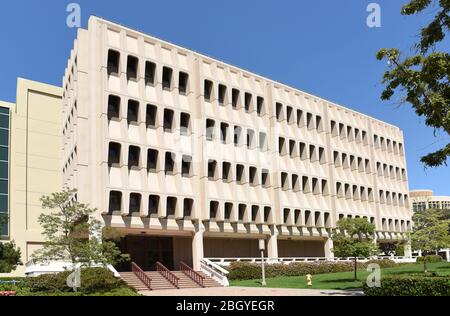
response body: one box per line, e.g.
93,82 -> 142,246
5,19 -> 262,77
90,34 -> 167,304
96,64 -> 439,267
0,79 -> 62,277
410,190 -> 450,211
60,16 -> 412,271
1,16 -> 412,276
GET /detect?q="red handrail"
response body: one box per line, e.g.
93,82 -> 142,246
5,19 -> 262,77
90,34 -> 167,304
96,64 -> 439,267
155,262 -> 179,288
180,261 -> 205,288
131,262 -> 152,290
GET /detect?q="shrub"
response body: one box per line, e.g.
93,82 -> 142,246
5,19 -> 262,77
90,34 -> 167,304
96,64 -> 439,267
363,275 -> 450,296
365,259 -> 397,268
27,267 -> 123,294
226,260 -> 398,280
416,255 -> 443,263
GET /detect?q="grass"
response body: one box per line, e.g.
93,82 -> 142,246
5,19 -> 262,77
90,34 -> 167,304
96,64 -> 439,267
230,262 -> 450,290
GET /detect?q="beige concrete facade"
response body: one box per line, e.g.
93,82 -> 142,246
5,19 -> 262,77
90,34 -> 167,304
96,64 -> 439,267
410,190 -> 450,211
0,79 -> 63,276
60,16 -> 412,270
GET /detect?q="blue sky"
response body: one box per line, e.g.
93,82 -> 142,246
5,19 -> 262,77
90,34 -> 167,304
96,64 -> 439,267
0,0 -> 449,195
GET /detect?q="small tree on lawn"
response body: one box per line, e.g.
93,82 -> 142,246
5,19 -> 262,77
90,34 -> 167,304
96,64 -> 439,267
0,213 -> 22,273
32,190 -> 129,268
332,218 -> 378,280
411,208 -> 450,272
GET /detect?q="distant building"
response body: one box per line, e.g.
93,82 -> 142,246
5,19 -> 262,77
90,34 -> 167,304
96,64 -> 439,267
410,190 -> 450,212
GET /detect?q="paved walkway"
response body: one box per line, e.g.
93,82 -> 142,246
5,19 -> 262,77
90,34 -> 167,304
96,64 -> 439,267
140,287 -> 363,296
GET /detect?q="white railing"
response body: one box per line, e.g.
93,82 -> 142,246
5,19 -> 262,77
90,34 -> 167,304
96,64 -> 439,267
25,260 -> 120,277
206,256 -> 417,267
200,258 -> 229,287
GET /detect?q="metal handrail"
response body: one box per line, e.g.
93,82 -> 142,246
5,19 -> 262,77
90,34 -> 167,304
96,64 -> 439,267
155,261 -> 179,288
131,262 -> 152,290
180,261 -> 205,288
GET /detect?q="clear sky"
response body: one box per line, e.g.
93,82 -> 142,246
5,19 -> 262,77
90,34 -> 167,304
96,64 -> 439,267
0,0 -> 448,195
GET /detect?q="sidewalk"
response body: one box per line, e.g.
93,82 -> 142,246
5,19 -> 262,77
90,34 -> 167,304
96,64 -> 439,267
140,287 -> 364,296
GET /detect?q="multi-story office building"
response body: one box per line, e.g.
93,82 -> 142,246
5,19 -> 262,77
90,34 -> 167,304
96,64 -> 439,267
410,190 -> 450,212
59,16 -> 411,271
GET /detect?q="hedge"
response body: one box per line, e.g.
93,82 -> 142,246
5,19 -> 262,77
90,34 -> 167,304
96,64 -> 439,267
363,275 -> 450,296
416,255 -> 443,263
227,259 -> 397,280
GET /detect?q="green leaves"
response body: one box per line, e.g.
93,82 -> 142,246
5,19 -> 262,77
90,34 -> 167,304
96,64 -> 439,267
377,0 -> 450,167
0,241 -> 22,273
33,189 -> 129,267
411,208 -> 450,253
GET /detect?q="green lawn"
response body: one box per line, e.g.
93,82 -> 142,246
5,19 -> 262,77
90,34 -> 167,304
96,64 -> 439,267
230,262 -> 450,290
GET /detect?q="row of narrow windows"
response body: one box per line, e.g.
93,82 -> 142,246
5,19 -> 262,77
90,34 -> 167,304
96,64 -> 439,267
108,95 -> 192,134
204,80 -> 266,116
330,120 -> 368,145
373,134 -> 403,155
333,150 -> 371,174
380,218 -> 411,231
279,172 -> 329,195
209,201 -> 272,223
275,103 -> 323,132
108,50 -> 190,94
338,214 -> 375,225
335,182 -> 374,202
378,190 -> 409,206
278,138 -> 326,163
375,162 -> 407,181
108,191 -> 194,217
205,119 -> 268,150
207,161 -> 271,187
282,209 -> 331,227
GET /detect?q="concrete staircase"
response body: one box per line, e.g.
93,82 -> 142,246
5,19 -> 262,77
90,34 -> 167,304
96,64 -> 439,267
120,265 -> 223,291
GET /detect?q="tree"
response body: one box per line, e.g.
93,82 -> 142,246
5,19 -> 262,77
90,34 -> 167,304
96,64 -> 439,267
32,190 -> 129,268
0,214 -> 23,273
411,208 -> 450,272
332,218 -> 379,280
376,0 -> 449,167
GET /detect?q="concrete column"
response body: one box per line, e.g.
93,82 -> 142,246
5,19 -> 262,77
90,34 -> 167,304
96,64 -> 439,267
192,221 -> 205,270
267,231 -> 278,260
404,240 -> 412,258
324,238 -> 334,259
445,249 -> 450,262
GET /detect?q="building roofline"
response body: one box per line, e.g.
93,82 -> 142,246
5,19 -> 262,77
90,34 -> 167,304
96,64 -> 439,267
87,15 -> 403,133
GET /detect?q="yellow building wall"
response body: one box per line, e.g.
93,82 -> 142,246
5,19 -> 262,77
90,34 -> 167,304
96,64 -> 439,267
0,78 -> 62,277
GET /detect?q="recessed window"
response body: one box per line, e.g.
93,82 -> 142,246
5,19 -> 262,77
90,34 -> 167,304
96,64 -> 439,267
238,204 -> 246,222
210,201 -> 219,220
252,206 -> 259,222
330,120 -> 337,136
264,207 -> 271,223
162,67 -> 173,90
319,147 -> 325,164
234,126 -> 242,146
309,145 -> 317,161
281,172 -> 289,191
129,193 -> 141,214
339,123 -> 346,138
259,132 -> 267,151
148,195 -> 160,216
218,84 -> 227,106
165,152 -> 175,175
183,199 -> 194,218
146,104 -> 157,128
108,142 -> 121,166
236,164 -> 245,184
220,122 -> 229,144
247,129 -> 255,149
145,61 -> 156,86
249,166 -> 257,186
222,162 -> 232,183
306,113 -> 313,129
299,142 -> 307,160
180,112 -> 191,135
164,109 -> 174,132
204,80 -> 213,102
128,146 -> 140,168
206,119 -> 215,141
244,93 -> 252,113
127,100 -> 139,124
286,106 -> 294,124
289,140 -> 296,158
278,137 -> 286,156
284,209 -> 291,224
347,126 -> 354,141
292,174 -> 300,192
182,155 -> 192,177
276,103 -> 283,121
316,116 -> 323,131
297,110 -> 304,127
166,197 -> 177,217
322,179 -> 329,195
232,89 -> 240,109
147,149 -> 158,172
257,97 -> 265,116
224,203 -> 233,221
107,95 -> 121,121
127,55 -> 139,81
107,50 -> 120,76
108,191 -> 122,214
208,160 -> 217,181
178,72 -> 189,95
302,176 -> 310,193
261,169 -> 270,188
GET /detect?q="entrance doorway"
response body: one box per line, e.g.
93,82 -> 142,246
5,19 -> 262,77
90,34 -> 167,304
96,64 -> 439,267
118,235 -> 174,271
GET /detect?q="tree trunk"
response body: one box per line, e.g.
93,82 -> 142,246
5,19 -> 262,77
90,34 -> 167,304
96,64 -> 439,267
354,257 -> 357,280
